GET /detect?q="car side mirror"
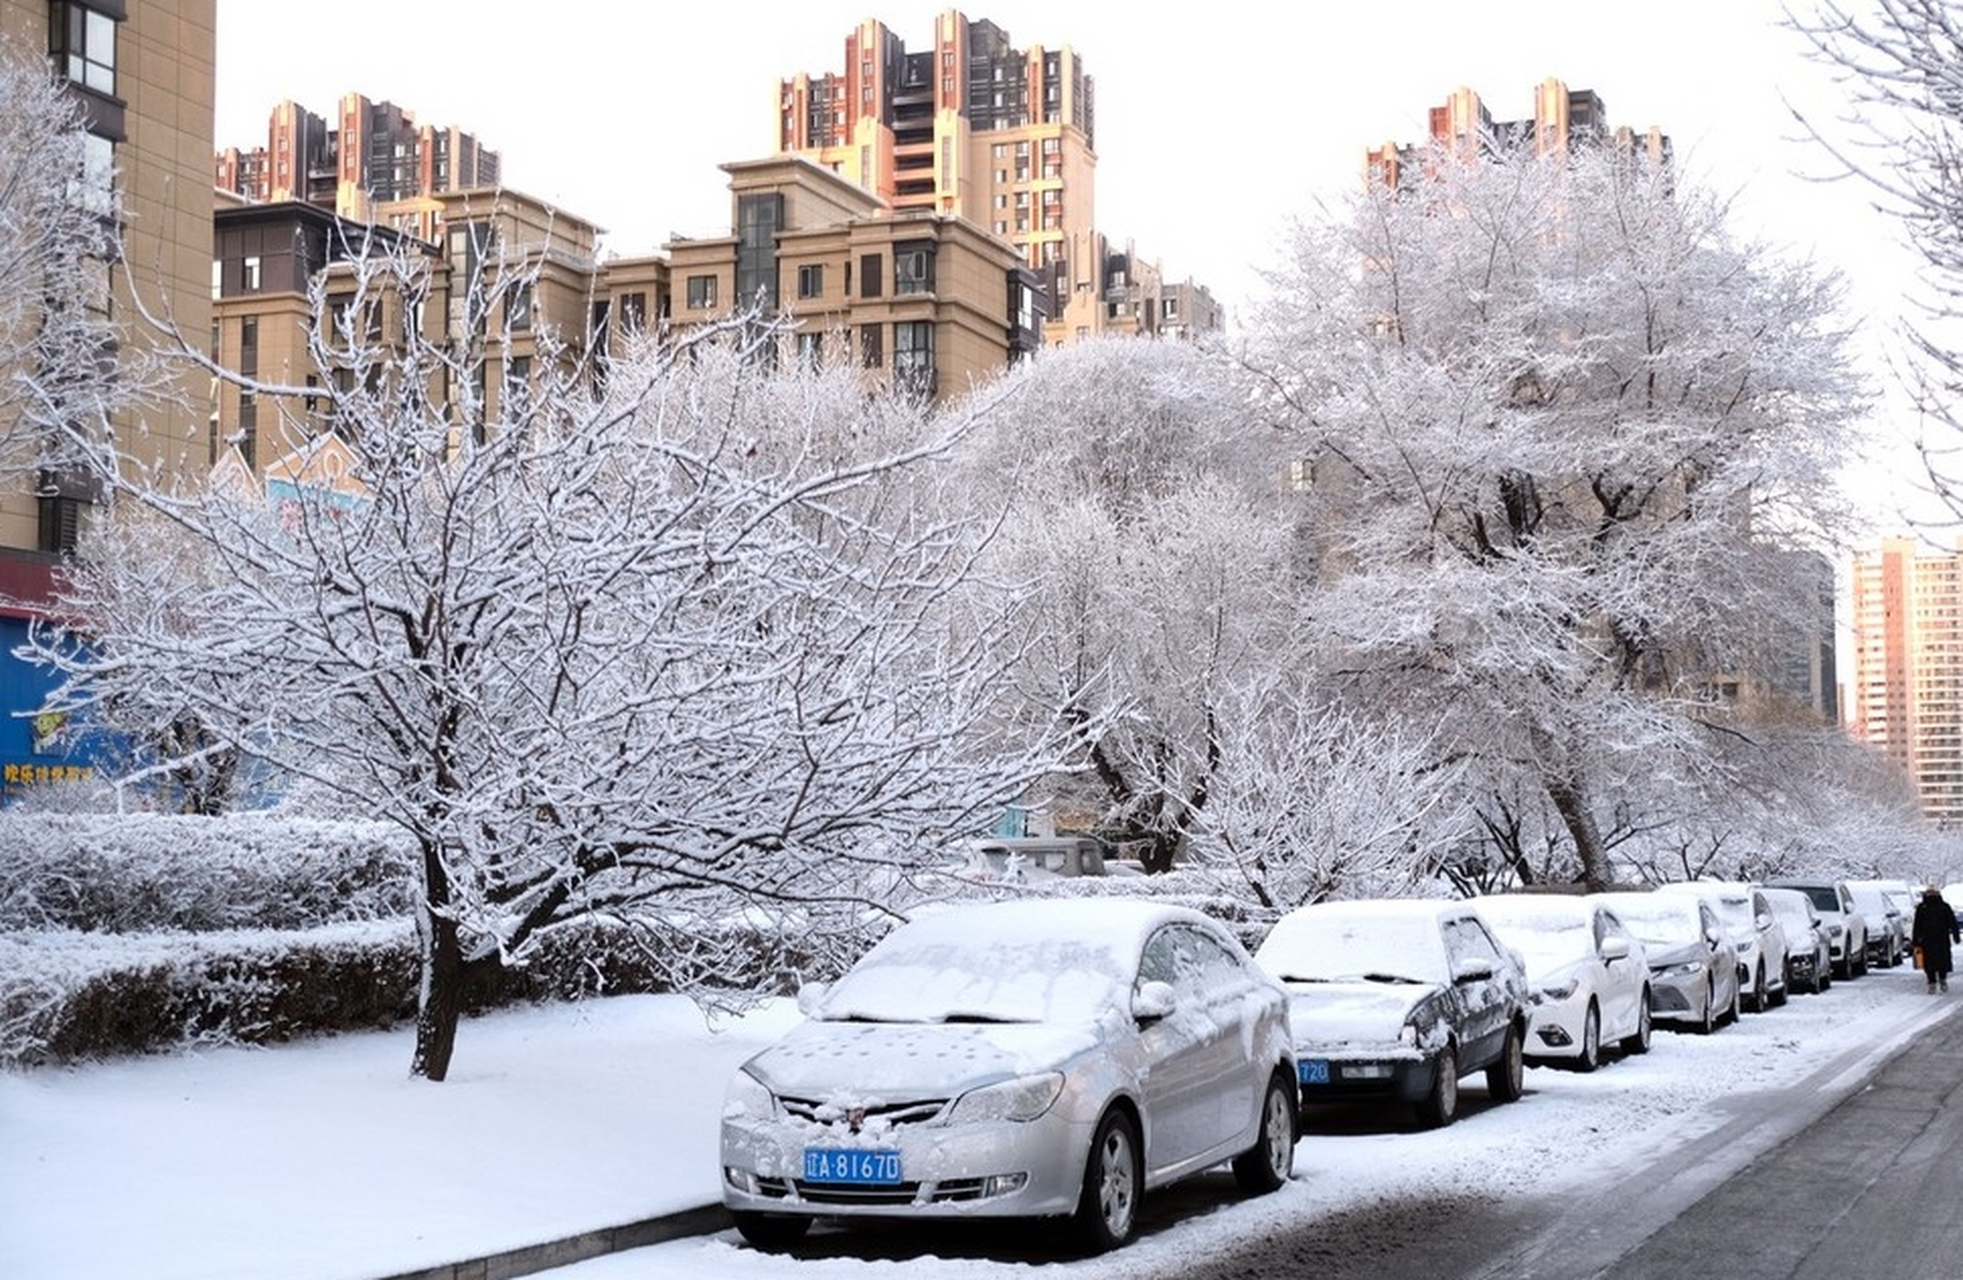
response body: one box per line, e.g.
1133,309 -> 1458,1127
1133,980 -> 1177,1022
1601,936 -> 1631,961
795,982 -> 829,1017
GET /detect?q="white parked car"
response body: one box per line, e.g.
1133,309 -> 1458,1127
1657,881 -> 1789,1012
1476,893 -> 1653,1071
1253,898 -> 1529,1129
1765,879 -> 1868,980
719,898 -> 1297,1254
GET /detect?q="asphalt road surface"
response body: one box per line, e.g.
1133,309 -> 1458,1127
1162,995 -> 1963,1280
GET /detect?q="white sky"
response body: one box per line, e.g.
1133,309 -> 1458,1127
210,0 -> 1937,534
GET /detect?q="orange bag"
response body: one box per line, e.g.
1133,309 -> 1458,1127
1914,945 -> 1925,970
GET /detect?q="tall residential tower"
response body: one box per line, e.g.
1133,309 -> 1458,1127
1847,537 -> 1963,828
776,10 -> 1101,342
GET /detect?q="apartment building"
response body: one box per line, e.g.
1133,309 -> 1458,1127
0,0 -> 215,798
216,92 -> 500,243
776,10 -> 1102,344
644,155 -> 1045,400
1848,537 -> 1963,827
1367,77 -> 1673,191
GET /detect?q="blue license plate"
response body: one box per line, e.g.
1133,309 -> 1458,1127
804,1147 -> 903,1184
1298,1059 -> 1331,1085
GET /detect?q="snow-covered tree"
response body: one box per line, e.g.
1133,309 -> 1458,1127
0,40 -> 138,476
32,242 -> 1075,1080
1787,1 -> 1963,514
957,339 -> 1308,871
1242,143 -> 1867,891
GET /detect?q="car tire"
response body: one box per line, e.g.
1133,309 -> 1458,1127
1770,974 -> 1789,1008
1232,1070 -> 1297,1195
732,1211 -> 813,1251
1747,965 -> 1767,1013
1574,1003 -> 1602,1073
1695,980 -> 1719,1035
1620,994 -> 1653,1056
1415,1043 -> 1460,1128
1486,1025 -> 1525,1102
1072,1108 -> 1142,1254
1856,949 -> 1869,977
1726,978 -> 1744,1025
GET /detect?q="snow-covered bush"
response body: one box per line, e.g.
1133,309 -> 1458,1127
0,813 -> 415,932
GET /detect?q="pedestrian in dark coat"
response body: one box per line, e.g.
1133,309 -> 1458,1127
1912,887 -> 1960,992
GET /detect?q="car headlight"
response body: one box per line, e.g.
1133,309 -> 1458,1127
722,1068 -> 778,1122
945,1072 -> 1065,1125
1538,979 -> 1579,1002
1656,960 -> 1704,978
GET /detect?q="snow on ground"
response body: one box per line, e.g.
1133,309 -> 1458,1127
0,963 -> 1946,1280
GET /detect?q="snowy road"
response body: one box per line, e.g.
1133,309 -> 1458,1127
546,963 -> 1957,1279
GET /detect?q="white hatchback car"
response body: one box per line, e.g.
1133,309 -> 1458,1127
1476,894 -> 1653,1071
719,898 -> 1297,1254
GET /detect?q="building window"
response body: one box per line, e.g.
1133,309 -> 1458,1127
210,260 -> 222,300
687,274 -> 718,310
1162,296 -> 1180,320
243,256 -> 261,291
796,263 -> 824,300
238,315 -> 258,377
894,320 -> 934,396
859,322 -> 882,368
507,282 -> 533,332
894,246 -> 934,295
50,3 -> 116,96
860,254 -> 882,299
794,330 -> 823,369
76,132 -> 113,219
736,192 -> 783,310
238,392 -> 258,469
618,291 -> 647,333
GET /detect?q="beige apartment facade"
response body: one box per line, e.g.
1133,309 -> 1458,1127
0,0 -> 214,798
1848,537 -> 1963,827
777,10 -> 1101,344
1367,77 -> 1673,191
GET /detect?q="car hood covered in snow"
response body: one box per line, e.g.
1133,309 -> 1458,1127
1282,981 -> 1439,1053
741,1016 -> 1108,1101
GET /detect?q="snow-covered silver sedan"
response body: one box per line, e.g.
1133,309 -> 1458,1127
719,898 -> 1297,1254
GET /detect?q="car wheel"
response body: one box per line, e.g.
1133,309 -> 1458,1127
1232,1070 -> 1297,1194
1574,1003 -> 1602,1073
732,1211 -> 813,1251
1747,965 -> 1766,1013
1726,978 -> 1744,1025
1696,980 -> 1718,1035
1620,993 -> 1653,1055
1855,947 -> 1870,977
1415,1043 -> 1460,1128
1487,1024 -> 1525,1102
1072,1108 -> 1142,1254
1770,974 -> 1789,1008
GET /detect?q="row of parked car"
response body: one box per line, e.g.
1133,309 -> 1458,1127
715,876 -> 1937,1256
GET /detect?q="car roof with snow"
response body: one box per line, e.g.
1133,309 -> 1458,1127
1253,898 -> 1485,983
814,897 -> 1242,1026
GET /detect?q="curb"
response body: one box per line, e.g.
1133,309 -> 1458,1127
373,1203 -> 729,1280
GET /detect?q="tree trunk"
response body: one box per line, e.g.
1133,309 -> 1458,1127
410,834 -> 462,1082
411,905 -> 464,1081
1544,769 -> 1614,893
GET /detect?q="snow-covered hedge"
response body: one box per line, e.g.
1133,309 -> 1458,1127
0,922 -> 418,1066
0,813 -> 416,932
